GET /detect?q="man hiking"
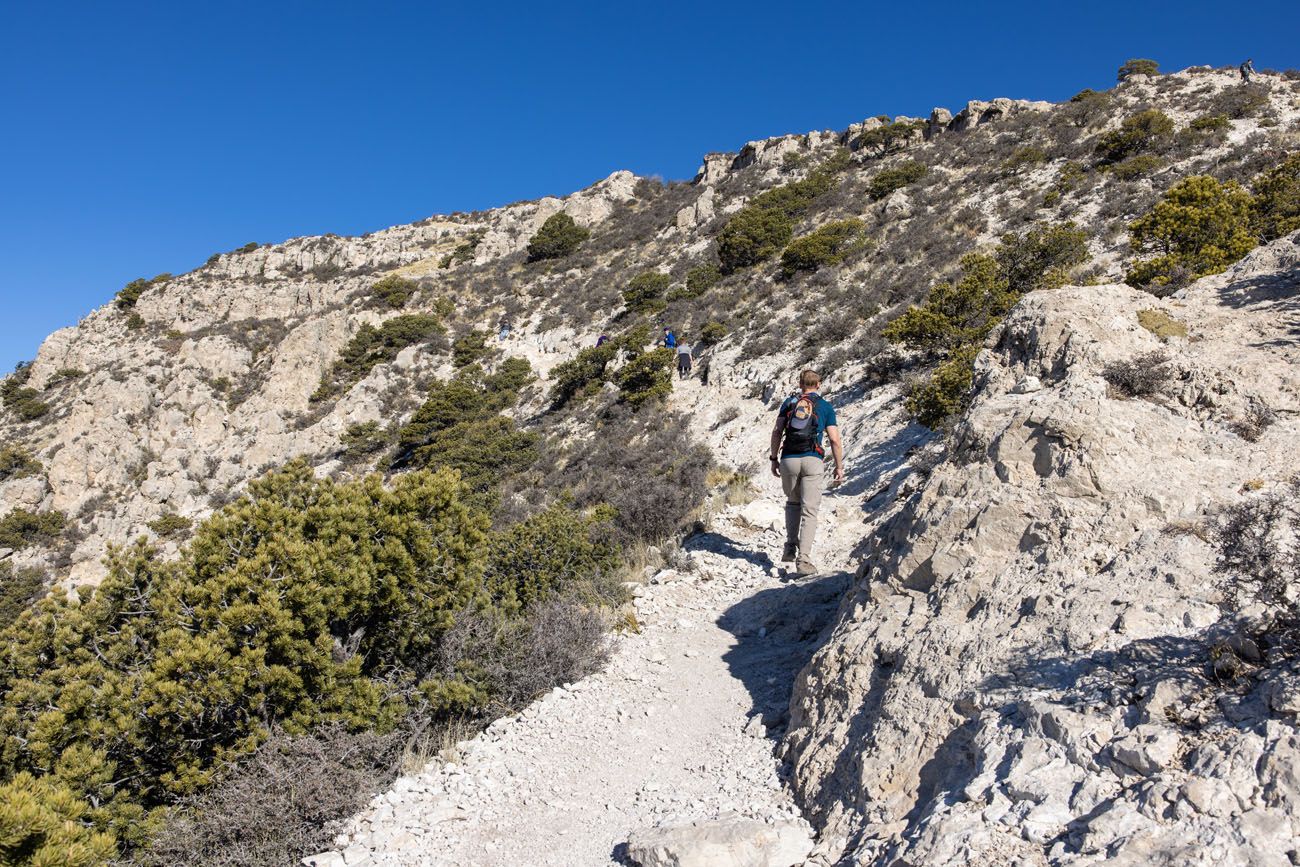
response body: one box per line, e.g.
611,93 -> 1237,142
1240,58 -> 1255,83
676,340 -> 693,379
770,370 -> 844,576
662,328 -> 677,351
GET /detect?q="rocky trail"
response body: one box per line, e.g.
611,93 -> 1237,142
306,481 -> 871,867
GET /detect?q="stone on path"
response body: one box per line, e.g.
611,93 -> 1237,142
626,816 -> 814,867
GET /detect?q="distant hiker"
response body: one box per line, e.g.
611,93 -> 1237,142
498,319 -> 512,341
1240,59 -> 1255,82
676,342 -> 693,378
770,370 -> 844,576
596,334 -> 610,347
662,328 -> 677,350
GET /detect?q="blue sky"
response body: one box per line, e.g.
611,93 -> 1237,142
1,0 -> 1296,372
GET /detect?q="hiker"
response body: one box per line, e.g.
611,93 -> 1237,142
676,341 -> 693,379
596,334 -> 610,347
769,370 -> 844,576
1240,58 -> 1255,83
497,319 -> 512,341
662,328 -> 677,351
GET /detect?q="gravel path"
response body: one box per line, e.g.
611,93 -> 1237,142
315,499 -> 855,867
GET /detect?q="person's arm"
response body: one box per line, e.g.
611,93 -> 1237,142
826,424 -> 845,484
769,415 -> 786,477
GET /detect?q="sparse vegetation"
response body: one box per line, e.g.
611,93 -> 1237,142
622,271 -> 672,313
311,314 -> 444,401
1095,110 -> 1174,164
1137,308 -> 1188,340
2,363 -> 51,421
780,219 -> 868,276
1117,58 -> 1160,81
367,275 -> 419,309
868,161 -> 928,200
1102,350 -> 1173,398
884,222 -> 1089,426
1106,154 -> 1164,180
0,508 -> 65,550
147,512 -> 193,539
451,329 -> 490,367
1001,145 -> 1048,176
441,229 -> 485,269
526,213 -> 590,262
0,446 -> 42,482
1251,152 -> 1300,242
1214,479 -> 1300,613
340,420 -> 389,458
853,119 -> 926,157
683,264 -> 721,297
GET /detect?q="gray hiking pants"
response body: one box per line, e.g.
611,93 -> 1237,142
780,455 -> 824,565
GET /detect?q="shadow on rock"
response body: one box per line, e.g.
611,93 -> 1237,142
718,571 -> 852,740
685,531 -> 776,572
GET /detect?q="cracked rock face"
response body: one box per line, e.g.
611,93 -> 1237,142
785,234 -> 1300,866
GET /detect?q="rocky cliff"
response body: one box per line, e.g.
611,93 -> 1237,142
786,233 -> 1300,865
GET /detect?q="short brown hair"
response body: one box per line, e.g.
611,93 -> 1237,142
799,369 -> 821,389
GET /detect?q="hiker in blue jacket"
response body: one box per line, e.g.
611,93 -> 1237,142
769,369 -> 844,576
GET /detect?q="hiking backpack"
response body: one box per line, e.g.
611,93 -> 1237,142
782,393 -> 824,457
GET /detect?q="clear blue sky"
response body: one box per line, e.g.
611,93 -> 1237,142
1,0 -> 1296,372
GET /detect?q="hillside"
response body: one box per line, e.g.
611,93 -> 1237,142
1,62 -> 1299,866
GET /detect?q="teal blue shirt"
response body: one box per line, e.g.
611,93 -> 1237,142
778,393 -> 837,459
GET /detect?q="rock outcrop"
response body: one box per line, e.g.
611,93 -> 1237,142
785,233 -> 1300,865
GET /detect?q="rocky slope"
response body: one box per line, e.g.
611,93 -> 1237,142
786,233 -> 1300,865
3,66 -> 1296,589
1,64 -> 1299,867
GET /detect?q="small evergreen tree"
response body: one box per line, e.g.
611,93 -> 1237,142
1127,175 -> 1256,288
526,213 -> 590,262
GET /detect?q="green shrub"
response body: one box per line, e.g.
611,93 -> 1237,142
526,213 -> 589,262
884,222 -> 1089,427
1190,114 -> 1231,132
486,504 -> 621,612
699,321 -> 729,345
868,161 -> 927,200
1106,154 -> 1164,180
1103,351 -> 1173,398
715,160 -> 847,272
0,508 -> 65,550
1137,308 -> 1188,340
0,562 -> 46,631
235,242 -> 260,254
616,348 -> 674,408
312,314 -> 444,401
394,366 -> 537,500
1209,84 -> 1270,119
780,219 -> 868,275
1095,110 -> 1174,164
0,463 -> 487,849
46,368 -> 85,387
1127,175 -> 1256,288
547,343 -> 618,408
0,447 -> 42,482
115,278 -> 152,310
126,312 -> 145,330
147,513 -> 193,539
441,230 -> 485,269
1001,145 -> 1048,176
1251,152 -> 1300,242
1,365 -> 50,421
904,346 -> 979,429
0,772 -> 117,866
340,421 -> 389,459
853,120 -> 926,157
717,208 -> 794,272
622,272 -> 672,314
684,264 -> 721,296
1117,58 -> 1160,81
452,329 -> 489,367
367,275 -> 418,309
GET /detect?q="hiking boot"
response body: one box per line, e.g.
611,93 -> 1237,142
796,561 -> 818,576
781,543 -> 797,563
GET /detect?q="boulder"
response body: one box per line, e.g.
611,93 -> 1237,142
738,500 -> 784,533
626,816 -> 814,867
